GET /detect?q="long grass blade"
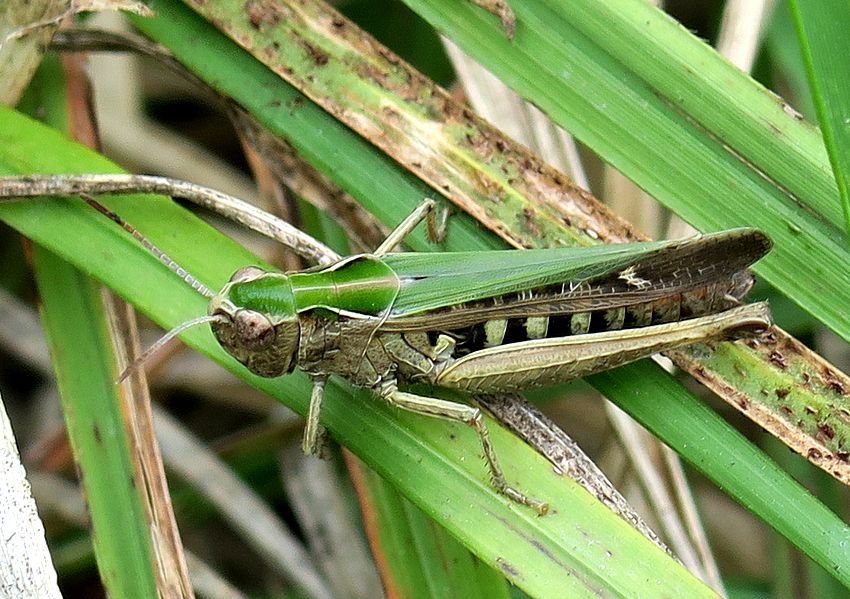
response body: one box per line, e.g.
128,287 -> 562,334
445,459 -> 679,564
788,0 -> 850,242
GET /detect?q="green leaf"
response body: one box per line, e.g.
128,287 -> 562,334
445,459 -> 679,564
788,0 -> 850,241
20,56 -> 160,599
33,248 -> 159,598
350,461 -> 512,599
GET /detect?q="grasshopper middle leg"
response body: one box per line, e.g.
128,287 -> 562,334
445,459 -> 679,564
303,376 -> 329,456
381,386 -> 549,514
373,198 -> 448,255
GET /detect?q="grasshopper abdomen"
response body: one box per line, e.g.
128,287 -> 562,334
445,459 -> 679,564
426,267 -> 756,356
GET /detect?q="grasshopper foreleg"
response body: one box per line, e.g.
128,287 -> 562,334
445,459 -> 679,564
381,386 -> 549,514
373,198 -> 448,255
303,376 -> 329,457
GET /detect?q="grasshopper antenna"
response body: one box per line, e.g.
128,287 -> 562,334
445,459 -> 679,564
76,194 -> 222,382
117,314 -> 227,383
80,193 -> 215,299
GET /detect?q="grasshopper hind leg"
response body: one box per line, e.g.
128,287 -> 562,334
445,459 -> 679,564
381,386 -> 549,515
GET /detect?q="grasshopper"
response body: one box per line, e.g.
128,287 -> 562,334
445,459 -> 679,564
189,199 -> 772,513
0,177 -> 772,513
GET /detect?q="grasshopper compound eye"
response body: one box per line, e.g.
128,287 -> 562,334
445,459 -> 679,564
209,307 -> 300,378
233,310 -> 275,351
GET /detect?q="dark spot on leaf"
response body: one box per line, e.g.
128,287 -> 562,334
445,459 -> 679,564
496,557 -> 519,577
768,351 -> 787,369
302,40 -> 329,65
378,47 -> 399,66
244,0 -> 282,29
817,422 -> 836,440
822,369 -> 848,396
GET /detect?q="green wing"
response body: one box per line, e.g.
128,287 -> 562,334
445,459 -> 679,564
382,229 -> 770,317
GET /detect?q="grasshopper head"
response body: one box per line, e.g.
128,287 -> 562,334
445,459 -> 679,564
208,266 -> 300,377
